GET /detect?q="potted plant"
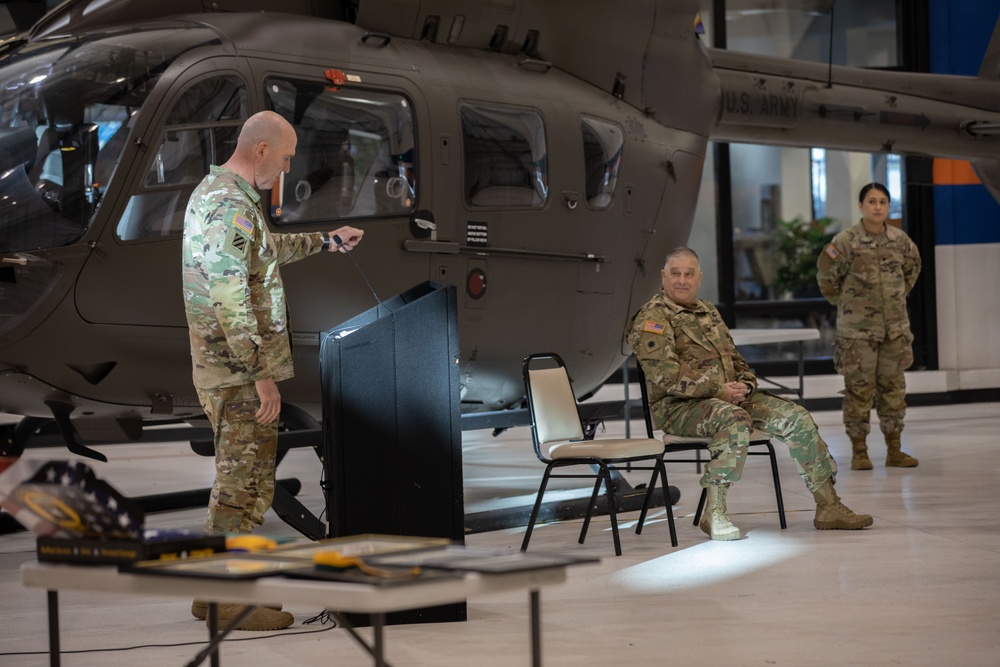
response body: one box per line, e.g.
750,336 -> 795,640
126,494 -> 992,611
771,216 -> 836,298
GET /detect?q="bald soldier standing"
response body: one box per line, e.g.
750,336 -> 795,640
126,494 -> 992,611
182,110 -> 363,630
817,183 -> 921,471
626,247 -> 872,541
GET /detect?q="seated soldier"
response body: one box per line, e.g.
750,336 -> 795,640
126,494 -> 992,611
625,246 -> 872,540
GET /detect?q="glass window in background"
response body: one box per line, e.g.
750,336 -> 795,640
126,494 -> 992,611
811,148 -> 827,220
695,0 -> 902,370
706,0 -> 897,67
886,153 -> 903,220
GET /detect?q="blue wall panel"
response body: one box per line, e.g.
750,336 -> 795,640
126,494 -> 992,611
929,0 -> 1000,246
934,185 -> 1000,245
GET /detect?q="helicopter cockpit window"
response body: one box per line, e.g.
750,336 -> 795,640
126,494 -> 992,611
264,77 -> 417,224
0,27 -> 220,254
581,117 -> 623,209
460,103 -> 548,208
117,74 -> 247,241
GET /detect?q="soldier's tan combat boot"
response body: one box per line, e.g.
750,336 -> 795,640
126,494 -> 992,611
884,433 -> 918,467
191,599 -> 283,620
812,481 -> 873,530
204,603 -> 294,631
850,437 -> 873,470
699,483 -> 741,541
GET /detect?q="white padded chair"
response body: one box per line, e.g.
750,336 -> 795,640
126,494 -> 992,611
634,361 -> 787,534
522,352 -> 676,556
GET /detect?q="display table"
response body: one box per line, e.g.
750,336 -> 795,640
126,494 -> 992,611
21,556 -> 576,667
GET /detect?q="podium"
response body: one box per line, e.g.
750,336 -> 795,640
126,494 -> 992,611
319,281 -> 465,623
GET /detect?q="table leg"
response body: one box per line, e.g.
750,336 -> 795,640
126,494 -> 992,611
184,603 -> 255,667
530,589 -> 542,667
797,340 -> 805,402
372,613 -> 386,667
46,590 -> 60,667
209,602 -> 219,667
331,612 -> 395,667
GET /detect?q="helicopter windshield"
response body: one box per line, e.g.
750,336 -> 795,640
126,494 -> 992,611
0,27 -> 219,254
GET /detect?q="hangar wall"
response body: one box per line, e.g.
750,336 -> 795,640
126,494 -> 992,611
929,0 -> 1000,390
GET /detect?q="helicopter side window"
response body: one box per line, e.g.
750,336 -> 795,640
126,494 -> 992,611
264,77 -> 417,224
460,103 -> 548,208
581,117 -> 623,209
117,74 -> 247,241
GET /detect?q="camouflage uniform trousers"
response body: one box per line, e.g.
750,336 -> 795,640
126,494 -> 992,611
661,391 -> 838,493
196,383 -> 278,534
834,333 -> 913,440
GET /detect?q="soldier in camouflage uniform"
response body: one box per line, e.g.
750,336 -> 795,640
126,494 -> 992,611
626,247 -> 872,540
817,183 -> 921,470
182,110 -> 363,629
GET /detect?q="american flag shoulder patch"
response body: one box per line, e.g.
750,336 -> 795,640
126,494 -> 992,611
643,320 -> 665,335
228,211 -> 254,238
824,244 -> 840,260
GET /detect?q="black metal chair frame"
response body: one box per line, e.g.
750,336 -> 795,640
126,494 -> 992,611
634,362 -> 787,531
522,353 -> 677,556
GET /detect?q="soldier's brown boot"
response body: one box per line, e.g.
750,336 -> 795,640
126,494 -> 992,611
205,603 -> 294,631
812,480 -> 873,530
699,483 -> 741,541
850,437 -> 873,470
191,599 -> 283,620
885,433 -> 918,467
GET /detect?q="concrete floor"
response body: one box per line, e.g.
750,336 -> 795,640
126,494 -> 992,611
1,402 -> 998,666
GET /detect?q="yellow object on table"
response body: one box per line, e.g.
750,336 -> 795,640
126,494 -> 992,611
314,550 -> 421,579
225,535 -> 278,552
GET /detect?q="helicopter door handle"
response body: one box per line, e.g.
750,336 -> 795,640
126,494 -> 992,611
517,58 -> 552,73
361,32 -> 392,48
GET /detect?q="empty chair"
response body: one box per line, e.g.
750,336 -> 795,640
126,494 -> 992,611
522,352 -> 676,556
634,361 -> 787,534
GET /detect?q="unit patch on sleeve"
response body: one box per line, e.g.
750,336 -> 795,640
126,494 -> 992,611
824,243 -> 840,260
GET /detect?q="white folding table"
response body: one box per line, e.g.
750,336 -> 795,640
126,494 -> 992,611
22,559 -> 572,667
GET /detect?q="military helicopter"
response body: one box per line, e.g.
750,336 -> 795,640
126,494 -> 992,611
1,0 -> 999,464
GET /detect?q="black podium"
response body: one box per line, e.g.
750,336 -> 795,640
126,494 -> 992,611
319,281 -> 465,623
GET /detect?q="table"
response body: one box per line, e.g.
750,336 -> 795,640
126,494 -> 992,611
21,559 -> 572,667
729,328 -> 820,401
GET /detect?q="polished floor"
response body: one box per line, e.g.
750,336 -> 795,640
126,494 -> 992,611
1,402 -> 998,666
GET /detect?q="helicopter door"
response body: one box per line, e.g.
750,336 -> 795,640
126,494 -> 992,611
75,62 -> 252,326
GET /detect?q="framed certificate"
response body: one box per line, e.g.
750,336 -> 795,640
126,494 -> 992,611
368,546 -> 597,573
123,555 -> 312,579
258,534 -> 451,561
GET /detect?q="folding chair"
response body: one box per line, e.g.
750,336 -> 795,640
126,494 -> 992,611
634,361 -> 787,534
522,353 -> 677,555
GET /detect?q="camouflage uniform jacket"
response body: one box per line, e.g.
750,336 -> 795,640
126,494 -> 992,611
816,222 -> 921,341
182,166 -> 324,390
626,292 -> 757,427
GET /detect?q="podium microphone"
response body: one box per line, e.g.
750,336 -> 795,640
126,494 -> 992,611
333,234 -> 388,312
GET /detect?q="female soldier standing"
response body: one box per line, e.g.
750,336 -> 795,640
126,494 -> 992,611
817,183 -> 922,470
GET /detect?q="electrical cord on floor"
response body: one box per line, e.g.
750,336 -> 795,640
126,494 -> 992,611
302,609 -> 338,625
0,618 -> 340,659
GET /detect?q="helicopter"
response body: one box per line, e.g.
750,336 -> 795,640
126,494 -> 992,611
1,0 -> 999,463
